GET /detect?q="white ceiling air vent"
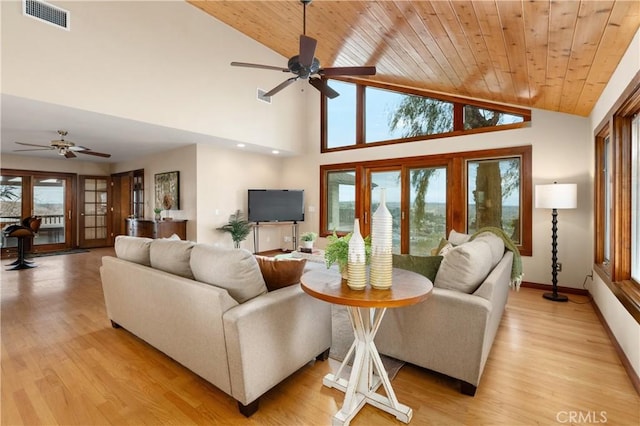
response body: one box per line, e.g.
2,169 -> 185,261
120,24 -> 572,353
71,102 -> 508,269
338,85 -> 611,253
23,0 -> 70,30
257,89 -> 272,104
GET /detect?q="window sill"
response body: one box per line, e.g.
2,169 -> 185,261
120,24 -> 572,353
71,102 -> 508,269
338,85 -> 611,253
594,265 -> 640,324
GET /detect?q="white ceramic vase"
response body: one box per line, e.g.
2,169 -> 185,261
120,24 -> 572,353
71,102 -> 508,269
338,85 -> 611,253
370,189 -> 393,289
347,218 -> 366,290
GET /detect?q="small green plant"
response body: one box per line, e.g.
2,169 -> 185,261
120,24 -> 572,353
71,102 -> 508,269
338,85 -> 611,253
153,207 -> 162,214
300,231 -> 318,242
217,210 -> 252,249
324,231 -> 371,272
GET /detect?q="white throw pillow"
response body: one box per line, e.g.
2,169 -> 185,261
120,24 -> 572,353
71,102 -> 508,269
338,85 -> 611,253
473,231 -> 505,268
150,239 -> 195,279
448,229 -> 471,245
434,239 -> 493,293
114,235 -> 153,266
190,245 -> 267,303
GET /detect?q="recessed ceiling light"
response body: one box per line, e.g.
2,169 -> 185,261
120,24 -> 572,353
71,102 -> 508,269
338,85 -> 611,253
237,143 -> 246,148
272,150 -> 280,155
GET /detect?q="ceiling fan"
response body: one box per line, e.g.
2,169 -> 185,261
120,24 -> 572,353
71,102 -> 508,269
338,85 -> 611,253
14,130 -> 111,159
231,0 -> 376,99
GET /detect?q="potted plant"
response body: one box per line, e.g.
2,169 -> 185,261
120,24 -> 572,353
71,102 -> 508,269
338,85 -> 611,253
217,210 -> 252,249
324,231 -> 371,278
153,207 -> 162,221
300,231 -> 317,250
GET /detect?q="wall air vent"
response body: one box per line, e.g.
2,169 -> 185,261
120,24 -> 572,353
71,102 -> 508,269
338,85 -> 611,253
23,0 -> 70,30
257,89 -> 272,104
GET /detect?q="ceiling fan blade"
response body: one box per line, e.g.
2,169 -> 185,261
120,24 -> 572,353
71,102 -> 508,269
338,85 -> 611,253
64,151 -> 77,159
15,141 -> 54,149
231,62 -> 289,72
319,66 -> 377,76
309,78 -> 340,99
77,150 -> 111,158
299,35 -> 317,68
264,77 -> 299,97
13,148 -> 54,152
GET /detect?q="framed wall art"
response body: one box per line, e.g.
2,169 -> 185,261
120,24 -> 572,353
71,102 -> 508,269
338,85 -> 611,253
154,171 -> 180,210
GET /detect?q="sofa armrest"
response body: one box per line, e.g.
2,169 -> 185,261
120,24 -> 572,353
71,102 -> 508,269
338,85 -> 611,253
223,284 -> 331,405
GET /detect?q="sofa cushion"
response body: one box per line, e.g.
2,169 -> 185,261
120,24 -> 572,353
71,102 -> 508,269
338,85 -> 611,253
114,235 -> 153,266
150,239 -> 195,279
434,239 -> 493,293
190,245 -> 267,303
392,254 -> 443,282
473,231 -> 505,268
255,256 -> 307,291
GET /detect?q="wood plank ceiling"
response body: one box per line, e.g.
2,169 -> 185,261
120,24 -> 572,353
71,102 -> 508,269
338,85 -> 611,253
188,0 -> 640,117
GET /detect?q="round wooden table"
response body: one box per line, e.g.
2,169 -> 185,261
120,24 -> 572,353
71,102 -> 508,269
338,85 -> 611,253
301,267 -> 432,426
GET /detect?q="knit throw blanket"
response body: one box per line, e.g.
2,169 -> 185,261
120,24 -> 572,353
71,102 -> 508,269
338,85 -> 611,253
470,226 -> 523,290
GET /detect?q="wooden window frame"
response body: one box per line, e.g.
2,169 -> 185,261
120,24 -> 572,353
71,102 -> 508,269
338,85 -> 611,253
593,71 -> 640,323
320,145 -> 532,256
321,77 -> 532,153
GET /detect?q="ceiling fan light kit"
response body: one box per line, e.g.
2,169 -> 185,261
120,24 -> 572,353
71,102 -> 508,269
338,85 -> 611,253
231,0 -> 376,99
14,130 -> 111,159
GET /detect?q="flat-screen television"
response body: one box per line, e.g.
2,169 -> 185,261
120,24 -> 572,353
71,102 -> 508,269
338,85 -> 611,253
248,189 -> 305,223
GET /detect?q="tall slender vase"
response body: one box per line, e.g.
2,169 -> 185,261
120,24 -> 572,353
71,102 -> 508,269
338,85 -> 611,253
347,218 -> 366,290
370,188 -> 393,289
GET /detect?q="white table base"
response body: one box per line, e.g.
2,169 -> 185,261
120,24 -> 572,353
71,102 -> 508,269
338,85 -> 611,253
323,306 -> 412,426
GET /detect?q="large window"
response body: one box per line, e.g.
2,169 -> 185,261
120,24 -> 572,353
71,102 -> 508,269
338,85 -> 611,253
594,73 -> 640,322
322,79 -> 531,152
321,146 -> 532,256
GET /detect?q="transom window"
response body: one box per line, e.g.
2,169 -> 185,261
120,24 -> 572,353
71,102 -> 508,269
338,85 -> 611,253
322,79 -> 531,152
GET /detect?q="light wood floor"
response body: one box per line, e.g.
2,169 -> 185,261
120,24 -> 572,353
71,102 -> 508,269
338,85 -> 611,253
1,248 -> 639,425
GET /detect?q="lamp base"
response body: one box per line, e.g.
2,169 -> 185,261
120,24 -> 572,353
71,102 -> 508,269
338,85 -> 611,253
543,292 -> 568,302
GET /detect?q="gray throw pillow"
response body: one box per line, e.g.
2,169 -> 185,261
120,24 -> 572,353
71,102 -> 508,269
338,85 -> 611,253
392,254 -> 443,282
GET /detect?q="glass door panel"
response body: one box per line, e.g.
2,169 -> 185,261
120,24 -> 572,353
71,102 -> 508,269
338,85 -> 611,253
408,167 -> 447,255
33,177 -> 66,245
80,176 -> 109,247
1,176 -> 24,250
369,170 -> 401,254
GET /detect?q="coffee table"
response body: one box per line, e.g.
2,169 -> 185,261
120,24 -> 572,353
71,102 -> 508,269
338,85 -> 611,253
300,268 -> 432,426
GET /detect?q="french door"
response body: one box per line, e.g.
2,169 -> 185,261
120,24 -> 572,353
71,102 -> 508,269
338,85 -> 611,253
364,164 -> 447,256
1,171 -> 75,256
79,176 -> 110,248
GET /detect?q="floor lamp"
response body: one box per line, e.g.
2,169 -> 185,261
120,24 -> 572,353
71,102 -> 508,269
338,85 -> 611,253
535,182 -> 577,302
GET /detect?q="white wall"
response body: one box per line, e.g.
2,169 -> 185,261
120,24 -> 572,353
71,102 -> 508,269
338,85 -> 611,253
195,144 -> 287,250
588,29 -> 640,379
1,0 -> 306,153
284,90 -> 593,289
113,145 -> 197,240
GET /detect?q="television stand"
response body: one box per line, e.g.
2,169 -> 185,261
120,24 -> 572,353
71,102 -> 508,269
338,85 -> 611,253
252,221 -> 299,254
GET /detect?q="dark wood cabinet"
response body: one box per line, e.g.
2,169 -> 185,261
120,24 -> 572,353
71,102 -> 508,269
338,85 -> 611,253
126,219 -> 187,240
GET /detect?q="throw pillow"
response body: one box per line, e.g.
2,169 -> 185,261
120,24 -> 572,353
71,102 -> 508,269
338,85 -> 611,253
190,245 -> 267,303
114,235 -> 153,266
434,239 -> 493,293
150,239 -> 196,279
392,254 -> 443,282
255,256 -> 307,291
448,229 -> 471,245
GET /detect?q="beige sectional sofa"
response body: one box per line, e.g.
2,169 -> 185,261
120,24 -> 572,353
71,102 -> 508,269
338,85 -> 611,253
375,230 -> 516,396
100,236 -> 331,416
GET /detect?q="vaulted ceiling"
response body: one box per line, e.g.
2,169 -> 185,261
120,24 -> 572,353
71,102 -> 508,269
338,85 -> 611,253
189,0 -> 640,117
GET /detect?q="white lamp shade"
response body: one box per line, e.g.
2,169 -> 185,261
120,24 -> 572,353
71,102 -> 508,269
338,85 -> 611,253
535,183 -> 577,209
